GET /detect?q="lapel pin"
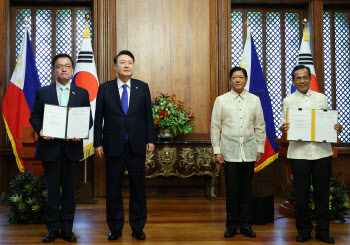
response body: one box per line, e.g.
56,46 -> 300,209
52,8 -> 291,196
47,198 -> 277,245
72,92 -> 75,95
136,87 -> 138,89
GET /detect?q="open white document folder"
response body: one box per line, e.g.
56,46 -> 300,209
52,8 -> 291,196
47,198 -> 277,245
287,108 -> 338,143
42,104 -> 90,139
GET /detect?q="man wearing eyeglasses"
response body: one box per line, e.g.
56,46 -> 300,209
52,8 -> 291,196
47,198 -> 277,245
30,54 -> 93,243
280,65 -> 342,244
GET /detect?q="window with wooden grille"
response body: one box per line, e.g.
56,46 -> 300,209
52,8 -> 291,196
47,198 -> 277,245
231,8 -> 303,139
323,9 -> 350,143
12,6 -> 92,87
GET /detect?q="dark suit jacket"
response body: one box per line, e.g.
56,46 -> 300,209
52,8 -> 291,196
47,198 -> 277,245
94,78 -> 155,157
30,83 -> 93,162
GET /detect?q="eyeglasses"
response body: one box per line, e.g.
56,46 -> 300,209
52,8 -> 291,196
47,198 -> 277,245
294,76 -> 310,82
55,65 -> 72,70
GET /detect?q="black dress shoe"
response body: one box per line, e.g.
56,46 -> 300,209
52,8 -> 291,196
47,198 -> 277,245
42,230 -> 59,243
132,230 -> 146,240
108,231 -> 122,240
315,233 -> 335,244
224,229 -> 236,238
296,233 -> 311,242
240,227 -> 256,238
61,231 -> 77,242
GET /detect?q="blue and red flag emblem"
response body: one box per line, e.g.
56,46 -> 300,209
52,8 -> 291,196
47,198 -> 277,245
2,27 -> 41,172
72,24 -> 99,159
240,27 -> 279,171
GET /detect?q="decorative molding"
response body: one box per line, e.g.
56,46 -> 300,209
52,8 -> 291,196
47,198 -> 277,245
145,144 -> 219,200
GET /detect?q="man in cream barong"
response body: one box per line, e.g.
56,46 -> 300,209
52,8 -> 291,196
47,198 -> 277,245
280,65 -> 342,244
211,66 -> 266,239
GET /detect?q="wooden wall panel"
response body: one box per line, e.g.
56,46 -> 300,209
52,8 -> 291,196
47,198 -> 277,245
217,0 -> 231,97
93,0 -> 116,83
170,0 -> 192,116
92,0 -> 116,197
115,0 -> 211,137
136,0 -> 171,97
0,0 -> 14,194
216,0 -> 232,196
171,0 -> 211,135
309,0 -> 324,92
0,0 -> 10,149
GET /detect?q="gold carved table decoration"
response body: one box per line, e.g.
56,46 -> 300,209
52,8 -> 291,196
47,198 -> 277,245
145,141 -> 219,200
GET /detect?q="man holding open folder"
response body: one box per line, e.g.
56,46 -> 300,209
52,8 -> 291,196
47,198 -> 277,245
30,54 -> 92,243
280,65 -> 342,244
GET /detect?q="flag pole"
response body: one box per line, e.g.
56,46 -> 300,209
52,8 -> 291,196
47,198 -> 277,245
84,159 -> 87,183
83,13 -> 91,185
77,13 -> 96,203
245,18 -> 251,40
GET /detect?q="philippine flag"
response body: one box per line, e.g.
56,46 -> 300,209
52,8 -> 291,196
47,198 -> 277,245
240,27 -> 279,172
2,27 -> 41,172
72,24 -> 99,159
290,27 -> 319,94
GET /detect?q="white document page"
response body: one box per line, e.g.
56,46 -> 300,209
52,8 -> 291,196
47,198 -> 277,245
66,107 -> 90,139
314,110 -> 338,143
287,108 -> 312,141
42,104 -> 67,139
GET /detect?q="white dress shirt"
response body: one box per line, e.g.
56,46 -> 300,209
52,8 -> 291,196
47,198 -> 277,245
280,89 -> 333,160
56,81 -> 71,105
117,78 -> 131,106
211,90 -> 266,162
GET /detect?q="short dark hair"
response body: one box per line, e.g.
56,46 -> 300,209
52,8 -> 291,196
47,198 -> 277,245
114,50 -> 135,64
292,65 -> 311,80
52,54 -> 74,68
230,66 -> 248,79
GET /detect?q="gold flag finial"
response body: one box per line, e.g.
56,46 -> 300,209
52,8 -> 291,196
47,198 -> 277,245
245,18 -> 252,36
85,13 -> 91,21
302,18 -> 308,27
302,18 -> 309,42
22,17 -> 29,39
83,14 -> 91,38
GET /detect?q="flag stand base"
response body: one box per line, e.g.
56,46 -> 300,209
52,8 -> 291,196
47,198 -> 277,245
77,182 -> 96,204
252,195 -> 274,225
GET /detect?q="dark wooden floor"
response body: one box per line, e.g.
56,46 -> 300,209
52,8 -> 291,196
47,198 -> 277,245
0,197 -> 349,244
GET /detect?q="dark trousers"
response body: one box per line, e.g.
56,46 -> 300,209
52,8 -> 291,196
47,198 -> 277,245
290,156 -> 332,235
42,151 -> 78,232
105,142 -> 147,233
224,161 -> 255,230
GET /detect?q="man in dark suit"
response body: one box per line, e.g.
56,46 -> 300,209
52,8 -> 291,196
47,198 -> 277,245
94,50 -> 155,241
30,54 -> 92,243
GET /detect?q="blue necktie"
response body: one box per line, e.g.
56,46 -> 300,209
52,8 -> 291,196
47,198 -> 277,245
121,84 -> 128,140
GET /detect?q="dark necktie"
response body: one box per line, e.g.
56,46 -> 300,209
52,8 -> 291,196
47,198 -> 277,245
121,84 -> 128,140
